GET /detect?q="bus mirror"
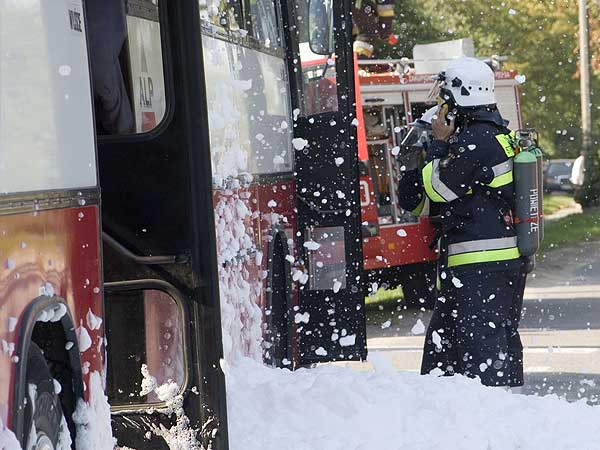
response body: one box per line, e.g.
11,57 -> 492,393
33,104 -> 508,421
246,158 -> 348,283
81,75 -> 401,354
104,284 -> 187,408
308,0 -> 334,55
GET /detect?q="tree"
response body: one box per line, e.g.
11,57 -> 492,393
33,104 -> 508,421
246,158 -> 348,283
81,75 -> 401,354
376,0 -> 443,59
377,0 -> 600,164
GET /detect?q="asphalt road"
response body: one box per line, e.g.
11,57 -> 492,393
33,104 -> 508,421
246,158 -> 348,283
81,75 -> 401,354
365,241 -> 600,405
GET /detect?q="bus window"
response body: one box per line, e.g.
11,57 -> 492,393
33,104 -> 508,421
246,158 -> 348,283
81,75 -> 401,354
105,288 -> 186,407
297,0 -> 338,116
200,0 -> 293,179
200,0 -> 280,50
306,227 -> 347,291
0,0 -> 97,194
243,0 -> 280,48
87,0 -> 167,135
199,0 -> 243,29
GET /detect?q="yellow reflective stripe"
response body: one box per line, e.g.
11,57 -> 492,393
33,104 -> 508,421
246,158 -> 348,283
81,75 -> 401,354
448,247 -> 520,267
488,171 -> 513,188
411,197 -> 426,216
495,132 -> 517,158
422,161 -> 448,203
427,160 -> 460,202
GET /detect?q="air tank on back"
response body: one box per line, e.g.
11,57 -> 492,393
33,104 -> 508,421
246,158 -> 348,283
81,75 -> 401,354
513,129 -> 544,259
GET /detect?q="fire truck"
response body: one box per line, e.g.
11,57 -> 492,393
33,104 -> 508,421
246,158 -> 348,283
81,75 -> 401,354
0,1 -> 364,449
357,59 -> 524,307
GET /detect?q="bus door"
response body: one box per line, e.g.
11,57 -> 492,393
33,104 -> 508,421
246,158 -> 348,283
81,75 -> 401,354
286,0 -> 367,364
87,1 -> 228,449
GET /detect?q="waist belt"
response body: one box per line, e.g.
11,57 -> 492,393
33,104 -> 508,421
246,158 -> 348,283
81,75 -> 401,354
447,236 -> 520,267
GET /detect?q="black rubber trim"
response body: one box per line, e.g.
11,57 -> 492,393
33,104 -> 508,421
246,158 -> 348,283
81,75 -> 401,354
0,188 -> 99,216
13,296 -> 84,448
250,171 -> 295,185
264,226 -> 293,367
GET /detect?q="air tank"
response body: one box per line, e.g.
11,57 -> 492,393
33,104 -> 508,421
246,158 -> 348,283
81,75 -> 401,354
514,149 -> 541,257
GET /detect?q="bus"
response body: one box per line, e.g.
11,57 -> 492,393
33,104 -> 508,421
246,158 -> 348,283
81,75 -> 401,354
0,1 -> 365,449
357,61 -> 524,308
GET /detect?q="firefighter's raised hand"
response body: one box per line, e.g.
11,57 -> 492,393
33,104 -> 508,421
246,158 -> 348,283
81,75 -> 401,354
432,107 -> 455,142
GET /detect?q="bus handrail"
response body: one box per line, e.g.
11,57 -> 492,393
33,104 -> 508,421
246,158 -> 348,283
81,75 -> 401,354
102,232 -> 189,265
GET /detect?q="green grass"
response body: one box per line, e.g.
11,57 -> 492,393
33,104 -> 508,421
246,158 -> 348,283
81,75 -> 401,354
543,193 -> 576,216
364,286 -> 404,324
365,286 -> 403,309
542,208 -> 600,252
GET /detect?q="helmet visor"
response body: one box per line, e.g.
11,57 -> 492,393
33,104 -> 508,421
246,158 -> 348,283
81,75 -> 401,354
400,127 -> 429,148
425,78 -> 445,104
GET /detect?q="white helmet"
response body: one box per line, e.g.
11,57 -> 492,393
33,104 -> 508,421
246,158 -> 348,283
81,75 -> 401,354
428,57 -> 496,107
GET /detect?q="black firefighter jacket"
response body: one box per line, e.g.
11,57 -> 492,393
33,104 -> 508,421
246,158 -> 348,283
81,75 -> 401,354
419,117 -> 520,269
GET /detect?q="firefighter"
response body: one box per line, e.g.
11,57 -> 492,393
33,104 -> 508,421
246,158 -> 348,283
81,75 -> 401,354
419,57 -> 527,388
353,0 -> 396,58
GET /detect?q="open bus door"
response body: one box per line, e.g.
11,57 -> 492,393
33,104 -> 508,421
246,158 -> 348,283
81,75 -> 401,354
86,1 -> 228,449
287,0 -> 367,364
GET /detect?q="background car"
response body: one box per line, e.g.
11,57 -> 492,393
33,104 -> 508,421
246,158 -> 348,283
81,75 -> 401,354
544,159 -> 575,193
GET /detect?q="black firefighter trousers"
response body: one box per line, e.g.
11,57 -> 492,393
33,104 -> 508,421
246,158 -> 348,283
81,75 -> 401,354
421,258 -> 527,387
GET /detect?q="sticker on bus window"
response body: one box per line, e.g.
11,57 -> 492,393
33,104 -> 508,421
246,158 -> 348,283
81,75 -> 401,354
126,13 -> 166,133
68,4 -> 83,33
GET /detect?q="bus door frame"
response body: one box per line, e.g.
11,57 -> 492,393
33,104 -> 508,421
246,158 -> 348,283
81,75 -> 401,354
94,1 -> 229,449
282,0 -> 368,365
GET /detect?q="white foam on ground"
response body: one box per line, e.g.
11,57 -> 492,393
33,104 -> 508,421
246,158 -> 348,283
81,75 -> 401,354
226,355 -> 600,450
